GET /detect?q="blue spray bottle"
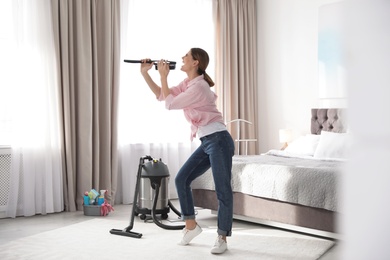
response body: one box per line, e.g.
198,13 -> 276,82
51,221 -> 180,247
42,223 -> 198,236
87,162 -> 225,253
98,190 -> 106,205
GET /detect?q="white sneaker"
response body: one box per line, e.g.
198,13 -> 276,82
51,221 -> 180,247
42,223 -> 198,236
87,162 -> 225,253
210,235 -> 228,254
178,224 -> 202,245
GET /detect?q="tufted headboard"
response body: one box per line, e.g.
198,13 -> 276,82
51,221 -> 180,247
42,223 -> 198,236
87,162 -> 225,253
311,108 -> 347,135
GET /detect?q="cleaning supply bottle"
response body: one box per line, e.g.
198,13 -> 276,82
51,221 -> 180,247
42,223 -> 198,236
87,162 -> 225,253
83,191 -> 90,205
98,190 -> 106,205
88,189 -> 99,204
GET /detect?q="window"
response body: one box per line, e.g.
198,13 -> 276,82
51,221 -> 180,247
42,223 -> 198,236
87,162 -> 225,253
0,0 -> 13,145
118,0 -> 214,144
0,0 -> 60,148
0,0 -> 215,146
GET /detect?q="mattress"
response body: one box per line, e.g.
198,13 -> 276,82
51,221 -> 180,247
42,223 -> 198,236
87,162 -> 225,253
191,151 -> 345,212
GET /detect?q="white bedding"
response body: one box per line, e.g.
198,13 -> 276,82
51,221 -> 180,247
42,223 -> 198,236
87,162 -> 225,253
191,150 -> 344,212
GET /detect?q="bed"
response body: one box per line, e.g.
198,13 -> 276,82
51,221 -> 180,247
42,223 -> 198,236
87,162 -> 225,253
191,108 -> 348,239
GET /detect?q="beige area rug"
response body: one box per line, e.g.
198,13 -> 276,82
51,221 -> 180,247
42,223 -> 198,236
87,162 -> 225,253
0,214 -> 335,260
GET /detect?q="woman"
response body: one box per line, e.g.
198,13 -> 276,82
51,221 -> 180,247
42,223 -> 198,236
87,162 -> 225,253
140,48 -> 235,254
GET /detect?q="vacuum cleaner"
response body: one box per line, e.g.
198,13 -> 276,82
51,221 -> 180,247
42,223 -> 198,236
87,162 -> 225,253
110,155 -> 185,238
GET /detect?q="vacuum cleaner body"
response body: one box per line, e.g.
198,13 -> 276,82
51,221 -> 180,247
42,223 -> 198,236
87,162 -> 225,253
137,160 -> 170,220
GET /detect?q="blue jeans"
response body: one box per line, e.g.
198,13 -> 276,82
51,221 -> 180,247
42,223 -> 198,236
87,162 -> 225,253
175,130 -> 235,236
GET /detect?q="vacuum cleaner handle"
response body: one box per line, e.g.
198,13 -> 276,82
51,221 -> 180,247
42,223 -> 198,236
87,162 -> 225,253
141,155 -> 154,162
124,59 -> 176,64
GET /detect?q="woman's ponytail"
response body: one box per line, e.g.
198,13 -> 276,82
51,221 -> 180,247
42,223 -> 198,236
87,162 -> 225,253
203,72 -> 215,87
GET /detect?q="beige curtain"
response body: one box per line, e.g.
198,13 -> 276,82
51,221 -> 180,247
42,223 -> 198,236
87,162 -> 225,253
213,0 -> 258,155
51,0 -> 120,211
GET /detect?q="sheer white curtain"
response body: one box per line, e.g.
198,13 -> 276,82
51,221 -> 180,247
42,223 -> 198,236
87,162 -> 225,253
5,0 -> 63,217
117,0 -> 214,203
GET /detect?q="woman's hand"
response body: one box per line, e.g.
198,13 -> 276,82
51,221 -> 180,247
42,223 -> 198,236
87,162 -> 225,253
157,59 -> 170,78
157,60 -> 170,98
140,59 -> 153,74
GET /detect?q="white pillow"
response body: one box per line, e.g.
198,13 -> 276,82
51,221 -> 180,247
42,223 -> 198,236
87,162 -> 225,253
313,131 -> 351,159
284,134 -> 321,156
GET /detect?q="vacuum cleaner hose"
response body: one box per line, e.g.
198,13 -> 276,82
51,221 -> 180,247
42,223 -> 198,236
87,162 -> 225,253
168,200 -> 182,217
151,183 -> 185,230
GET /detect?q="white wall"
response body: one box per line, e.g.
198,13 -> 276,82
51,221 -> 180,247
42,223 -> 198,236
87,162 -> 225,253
256,0 -> 346,152
341,1 -> 390,258
256,1 -> 390,258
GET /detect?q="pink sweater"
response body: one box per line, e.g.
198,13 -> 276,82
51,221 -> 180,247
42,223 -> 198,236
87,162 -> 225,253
158,75 -> 224,140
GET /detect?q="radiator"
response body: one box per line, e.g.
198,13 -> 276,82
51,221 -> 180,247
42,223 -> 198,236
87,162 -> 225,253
0,146 -> 11,218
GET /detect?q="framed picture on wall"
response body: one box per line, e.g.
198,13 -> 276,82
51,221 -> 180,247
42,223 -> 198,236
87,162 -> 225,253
318,2 -> 347,99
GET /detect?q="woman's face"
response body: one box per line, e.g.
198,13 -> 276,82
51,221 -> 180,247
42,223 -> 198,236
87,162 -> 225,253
181,50 -> 198,72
